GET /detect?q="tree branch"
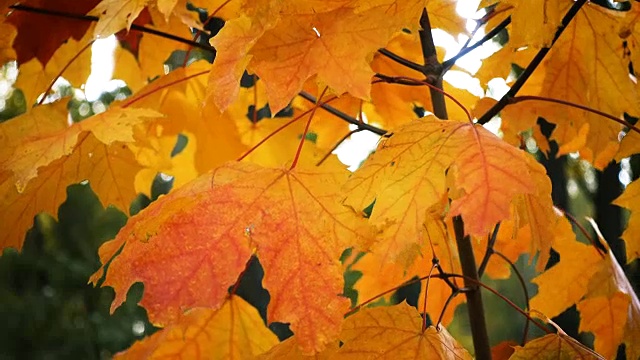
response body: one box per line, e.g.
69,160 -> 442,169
477,0 -> 589,124
477,223 -> 501,278
298,91 -> 388,136
378,48 -> 425,73
419,8 -> 448,119
419,6 -> 491,358
441,16 -> 511,70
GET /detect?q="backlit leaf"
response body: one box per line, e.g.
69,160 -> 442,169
337,301 -> 472,359
95,161 -> 372,353
115,296 -> 278,359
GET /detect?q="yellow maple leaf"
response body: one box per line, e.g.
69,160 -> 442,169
531,218 -> 640,360
114,295 -> 278,359
509,333 -> 604,359
514,1 -> 638,169
344,116 -> 533,268
0,100 -> 161,250
14,25 -> 94,106
613,177 -> 640,262
337,301 -> 472,358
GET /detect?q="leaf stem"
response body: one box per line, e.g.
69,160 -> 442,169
237,95 -> 340,161
419,6 -> 491,357
493,251 -> 531,345
510,95 -> 640,136
290,88 -> 328,169
37,40 -> 94,106
477,0 -> 589,124
122,70 -> 210,107
316,128 -> 363,166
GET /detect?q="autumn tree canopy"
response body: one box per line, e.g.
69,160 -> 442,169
1,0 -> 640,358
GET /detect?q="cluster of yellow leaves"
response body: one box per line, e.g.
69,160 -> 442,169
2,0 -> 640,358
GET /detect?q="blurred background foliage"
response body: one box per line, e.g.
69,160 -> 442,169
1,2 -> 640,359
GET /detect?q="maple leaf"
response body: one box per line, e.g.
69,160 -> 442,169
208,0 -> 427,113
258,338 -> 339,359
13,23 -> 95,106
336,301 -> 472,358
344,116 -> 533,267
6,0 -> 99,65
504,1 -> 638,168
612,177 -> 640,263
0,100 -> 161,250
95,161 -> 372,353
115,295 -> 279,359
531,218 -> 640,360
509,333 -> 604,360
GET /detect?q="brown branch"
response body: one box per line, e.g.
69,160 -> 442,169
419,8 -> 447,119
442,16 -> 512,70
419,6 -> 490,357
477,223 -> 501,278
477,0 -> 589,124
377,48 -> 424,73
298,91 -> 388,136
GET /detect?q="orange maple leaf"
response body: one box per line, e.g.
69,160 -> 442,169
94,161 -> 372,353
208,0 -> 426,113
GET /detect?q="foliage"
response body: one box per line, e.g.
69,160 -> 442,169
1,0 -> 640,358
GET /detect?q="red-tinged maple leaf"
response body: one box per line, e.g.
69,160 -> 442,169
94,161 -> 373,353
509,333 -> 604,360
114,295 -> 279,359
0,100 -> 160,250
336,301 -> 472,359
344,116 -> 533,267
6,0 -> 99,65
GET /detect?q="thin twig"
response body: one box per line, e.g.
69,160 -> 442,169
316,129 -> 363,166
298,91 -> 387,136
477,223 -> 501,278
378,48 -> 424,73
373,74 -> 472,122
442,16 -> 512,70
510,95 -> 640,136
477,0 -> 589,124
494,251 -> 531,346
